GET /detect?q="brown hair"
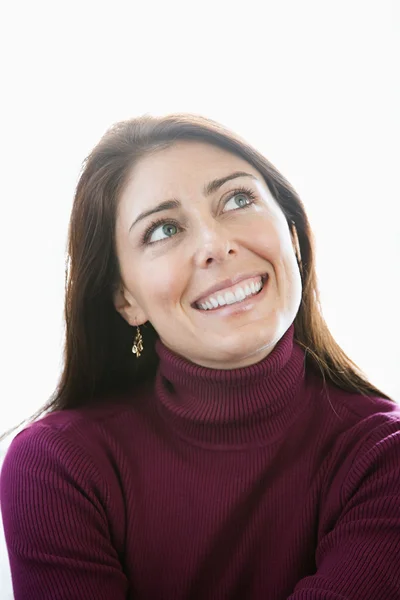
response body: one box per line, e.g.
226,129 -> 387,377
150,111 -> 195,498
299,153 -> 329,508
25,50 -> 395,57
1,114 -> 391,442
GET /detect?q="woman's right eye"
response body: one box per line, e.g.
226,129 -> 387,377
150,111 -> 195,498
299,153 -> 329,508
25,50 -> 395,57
144,220 -> 180,245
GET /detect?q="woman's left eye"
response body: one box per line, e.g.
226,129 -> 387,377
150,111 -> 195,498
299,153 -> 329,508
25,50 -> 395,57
223,190 -> 255,213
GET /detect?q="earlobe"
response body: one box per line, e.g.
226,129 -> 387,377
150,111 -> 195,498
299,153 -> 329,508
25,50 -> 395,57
113,287 -> 148,326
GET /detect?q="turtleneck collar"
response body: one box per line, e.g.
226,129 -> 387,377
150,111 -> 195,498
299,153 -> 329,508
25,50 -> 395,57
154,324 -> 307,448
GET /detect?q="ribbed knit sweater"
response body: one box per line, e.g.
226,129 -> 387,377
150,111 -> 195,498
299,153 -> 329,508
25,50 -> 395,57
1,326 -> 399,599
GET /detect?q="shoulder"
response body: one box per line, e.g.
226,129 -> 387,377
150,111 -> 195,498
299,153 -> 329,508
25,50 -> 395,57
306,366 -> 399,436
0,386 -> 154,497
2,400 -> 129,457
304,370 -> 400,484
292,382 -> 400,598
332,388 -> 400,492
307,376 -> 400,511
328,382 -> 399,449
0,400 -> 144,598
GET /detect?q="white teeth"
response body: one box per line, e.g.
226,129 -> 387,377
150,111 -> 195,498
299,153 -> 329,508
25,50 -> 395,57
225,291 -> 236,305
197,276 -> 265,311
235,287 -> 246,301
209,297 -> 219,308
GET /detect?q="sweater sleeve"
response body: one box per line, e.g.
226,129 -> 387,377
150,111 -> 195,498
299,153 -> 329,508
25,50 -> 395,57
0,422 -> 130,600
288,417 -> 400,599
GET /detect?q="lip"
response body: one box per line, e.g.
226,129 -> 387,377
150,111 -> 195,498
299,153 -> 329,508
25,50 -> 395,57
194,274 -> 269,316
192,272 -> 268,306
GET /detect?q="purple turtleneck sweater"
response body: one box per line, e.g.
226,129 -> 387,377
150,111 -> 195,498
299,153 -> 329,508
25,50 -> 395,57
1,326 -> 400,599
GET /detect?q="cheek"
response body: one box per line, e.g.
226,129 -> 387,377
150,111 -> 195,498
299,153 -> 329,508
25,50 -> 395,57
145,260 -> 185,308
250,218 -> 290,263
252,219 -> 300,289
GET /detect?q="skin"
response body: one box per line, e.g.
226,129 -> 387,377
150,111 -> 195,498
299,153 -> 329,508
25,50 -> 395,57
113,141 -> 302,369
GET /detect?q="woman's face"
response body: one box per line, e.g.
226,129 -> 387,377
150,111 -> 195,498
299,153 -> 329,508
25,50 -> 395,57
114,141 -> 302,369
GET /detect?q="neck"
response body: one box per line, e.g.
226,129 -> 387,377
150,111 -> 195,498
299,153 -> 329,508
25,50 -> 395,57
153,325 -> 308,448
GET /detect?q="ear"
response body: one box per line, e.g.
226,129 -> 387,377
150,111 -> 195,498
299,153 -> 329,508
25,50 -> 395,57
113,286 -> 148,327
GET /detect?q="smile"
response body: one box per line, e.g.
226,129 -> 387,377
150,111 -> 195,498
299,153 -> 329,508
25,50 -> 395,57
195,274 -> 268,311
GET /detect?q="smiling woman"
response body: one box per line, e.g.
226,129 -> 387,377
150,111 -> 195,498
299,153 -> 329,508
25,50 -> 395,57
113,141 -> 302,370
1,114 -> 399,600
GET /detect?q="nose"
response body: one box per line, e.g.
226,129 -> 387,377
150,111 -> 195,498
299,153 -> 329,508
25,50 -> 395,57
193,223 -> 238,269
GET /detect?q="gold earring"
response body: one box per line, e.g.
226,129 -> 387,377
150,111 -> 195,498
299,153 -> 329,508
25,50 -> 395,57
132,326 -> 144,358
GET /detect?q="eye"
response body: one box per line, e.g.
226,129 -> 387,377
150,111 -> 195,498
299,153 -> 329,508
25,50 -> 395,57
223,188 -> 256,213
143,219 -> 180,245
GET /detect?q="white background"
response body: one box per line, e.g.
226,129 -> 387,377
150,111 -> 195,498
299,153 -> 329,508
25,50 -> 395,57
0,0 -> 399,596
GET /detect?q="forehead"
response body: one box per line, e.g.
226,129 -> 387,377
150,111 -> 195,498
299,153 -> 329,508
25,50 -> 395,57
124,141 -> 262,194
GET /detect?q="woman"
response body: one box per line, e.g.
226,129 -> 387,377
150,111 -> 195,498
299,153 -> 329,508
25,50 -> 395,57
1,114 -> 399,600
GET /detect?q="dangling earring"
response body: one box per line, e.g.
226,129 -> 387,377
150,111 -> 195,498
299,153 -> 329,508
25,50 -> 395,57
132,326 -> 144,358
291,220 -> 303,275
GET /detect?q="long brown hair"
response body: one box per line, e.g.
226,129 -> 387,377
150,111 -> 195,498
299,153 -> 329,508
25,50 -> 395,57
1,114 -> 391,442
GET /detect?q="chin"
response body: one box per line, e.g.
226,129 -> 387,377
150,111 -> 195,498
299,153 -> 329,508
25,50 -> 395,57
205,330 -> 281,369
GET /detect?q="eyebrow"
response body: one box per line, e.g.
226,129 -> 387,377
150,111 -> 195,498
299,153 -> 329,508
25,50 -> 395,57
129,171 -> 256,231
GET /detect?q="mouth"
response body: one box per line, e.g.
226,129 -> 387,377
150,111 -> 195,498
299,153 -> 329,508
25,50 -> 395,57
193,274 -> 268,312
